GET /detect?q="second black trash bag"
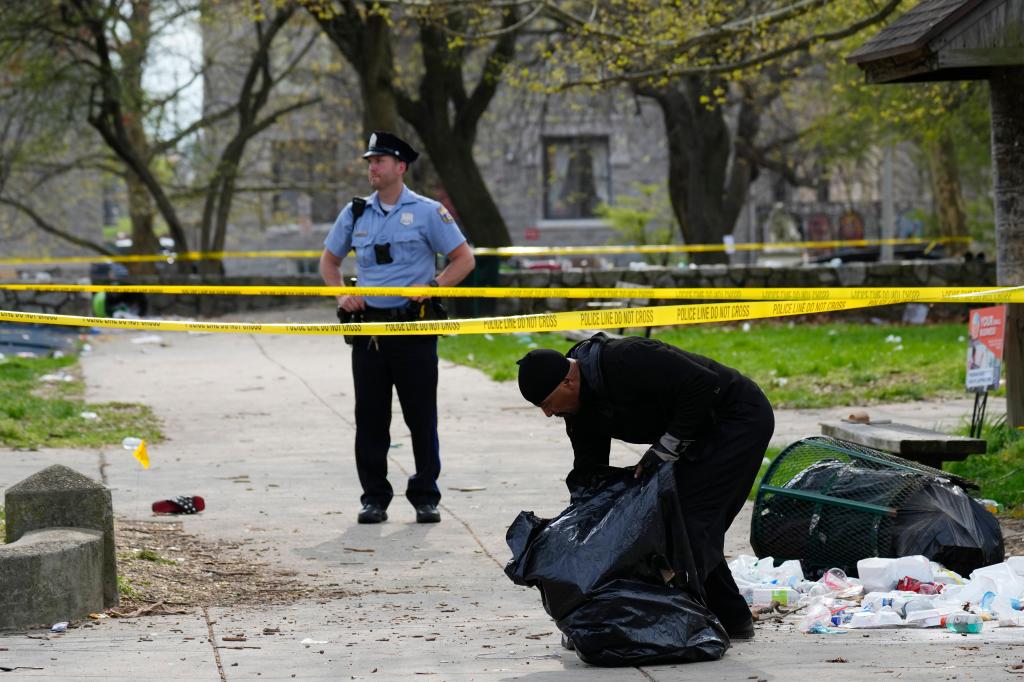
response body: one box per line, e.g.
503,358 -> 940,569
560,578 -> 731,667
505,464 -> 729,666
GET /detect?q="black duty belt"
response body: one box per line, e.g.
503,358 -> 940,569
359,306 -> 416,322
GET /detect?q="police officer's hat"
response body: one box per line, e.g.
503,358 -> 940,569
362,131 -> 419,164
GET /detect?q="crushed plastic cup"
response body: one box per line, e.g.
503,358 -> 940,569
80,411 -> 99,420
121,437 -> 143,450
798,600 -> 832,632
50,621 -> 68,633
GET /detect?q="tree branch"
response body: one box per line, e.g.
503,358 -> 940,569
0,196 -> 114,255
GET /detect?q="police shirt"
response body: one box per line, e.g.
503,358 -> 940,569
324,185 -> 467,308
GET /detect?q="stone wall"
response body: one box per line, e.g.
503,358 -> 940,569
0,259 -> 998,322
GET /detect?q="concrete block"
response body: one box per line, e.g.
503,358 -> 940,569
5,465 -> 118,607
0,528 -> 105,630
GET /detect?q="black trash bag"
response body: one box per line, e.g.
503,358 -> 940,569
505,464 -> 694,620
559,578 -> 729,667
892,480 -> 1004,576
505,464 -> 729,666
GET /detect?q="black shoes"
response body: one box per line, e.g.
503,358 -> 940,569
725,619 -> 756,640
357,503 -> 388,524
356,503 -> 438,523
415,503 -> 441,523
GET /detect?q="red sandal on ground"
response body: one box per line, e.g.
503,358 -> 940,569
151,496 -> 205,514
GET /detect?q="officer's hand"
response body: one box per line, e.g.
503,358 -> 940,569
634,444 -> 679,479
336,306 -> 349,323
338,294 -> 365,312
408,280 -> 437,303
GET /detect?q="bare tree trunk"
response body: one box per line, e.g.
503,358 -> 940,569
310,4 -> 515,246
359,13 -> 399,138
989,67 -> 1024,428
641,76 -> 759,264
926,129 -> 969,257
121,0 -> 160,275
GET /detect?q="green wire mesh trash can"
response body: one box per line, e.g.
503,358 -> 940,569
750,436 -> 1002,579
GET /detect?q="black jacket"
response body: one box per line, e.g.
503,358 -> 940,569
565,333 -> 747,473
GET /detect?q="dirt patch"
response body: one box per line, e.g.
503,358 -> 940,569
1000,515 -> 1024,558
115,519 -> 348,611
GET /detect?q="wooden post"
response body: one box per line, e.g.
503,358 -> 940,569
989,67 -> 1024,428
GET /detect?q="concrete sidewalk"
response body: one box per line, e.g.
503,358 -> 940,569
0,307 -> 1015,680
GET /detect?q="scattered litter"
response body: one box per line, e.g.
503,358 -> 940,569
223,635 -> 248,642
39,371 -> 74,383
88,613 -> 107,620
343,547 -> 375,553
301,638 -> 328,645
741,322 -> 751,332
449,486 -> 487,492
884,334 -> 902,344
52,350 -> 65,358
151,496 -> 205,514
484,333 -> 494,341
50,622 -> 68,633
130,334 -> 163,345
80,411 -> 99,420
122,437 -> 150,468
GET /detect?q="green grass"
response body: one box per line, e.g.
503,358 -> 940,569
440,332 -> 577,382
134,549 -> 175,565
439,321 -> 975,409
947,418 -> 1024,510
117,574 -> 141,599
0,354 -> 162,449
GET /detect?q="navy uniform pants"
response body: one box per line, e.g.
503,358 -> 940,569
675,379 -> 775,630
351,334 -> 442,508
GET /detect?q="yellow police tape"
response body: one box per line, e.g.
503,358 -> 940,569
0,298 -> 896,336
2,283 -> 1022,303
0,236 -> 971,265
0,289 -> 1010,336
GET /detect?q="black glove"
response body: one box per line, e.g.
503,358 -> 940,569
634,442 -> 679,479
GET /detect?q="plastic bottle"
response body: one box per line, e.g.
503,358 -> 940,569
122,436 -> 143,450
979,591 -> 1023,617
941,613 -> 983,634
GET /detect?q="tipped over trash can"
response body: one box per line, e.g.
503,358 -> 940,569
750,436 -> 1003,579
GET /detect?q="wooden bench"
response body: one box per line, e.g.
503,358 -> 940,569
819,420 -> 986,469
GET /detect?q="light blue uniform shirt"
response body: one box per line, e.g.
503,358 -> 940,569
324,185 -> 468,308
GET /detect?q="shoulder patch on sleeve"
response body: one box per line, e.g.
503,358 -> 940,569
437,206 -> 455,224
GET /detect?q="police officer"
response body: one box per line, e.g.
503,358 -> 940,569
515,333 -> 774,639
320,131 -> 475,525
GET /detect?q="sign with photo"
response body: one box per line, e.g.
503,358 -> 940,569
966,305 -> 1006,392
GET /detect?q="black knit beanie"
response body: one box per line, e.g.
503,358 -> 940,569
516,349 -> 570,405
